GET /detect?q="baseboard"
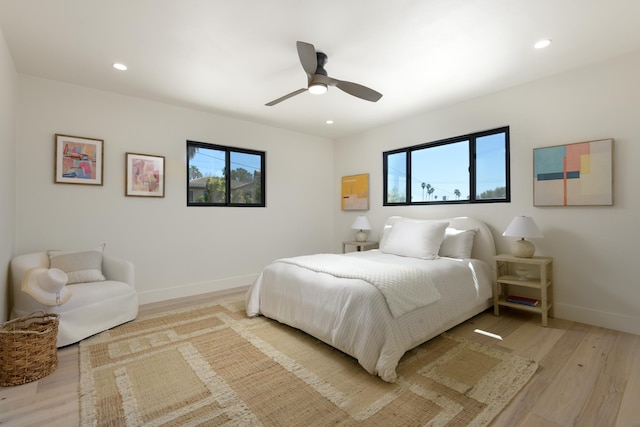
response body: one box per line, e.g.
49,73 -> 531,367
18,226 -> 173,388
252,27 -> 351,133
137,274 -> 257,305
555,302 -> 640,336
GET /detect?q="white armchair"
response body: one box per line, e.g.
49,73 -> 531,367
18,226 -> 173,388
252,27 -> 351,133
10,252 -> 138,347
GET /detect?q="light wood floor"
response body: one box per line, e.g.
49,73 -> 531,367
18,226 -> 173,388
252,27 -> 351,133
1,289 -> 639,426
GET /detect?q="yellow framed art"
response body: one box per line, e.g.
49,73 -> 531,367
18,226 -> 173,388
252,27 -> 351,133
341,173 -> 369,211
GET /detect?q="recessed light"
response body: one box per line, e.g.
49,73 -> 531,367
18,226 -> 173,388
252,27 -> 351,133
113,63 -> 128,71
534,39 -> 552,49
325,120 -> 334,125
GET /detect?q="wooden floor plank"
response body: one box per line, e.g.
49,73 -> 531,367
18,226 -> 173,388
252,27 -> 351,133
614,335 -> 640,427
528,326 -> 616,426
576,373 -> 626,427
499,318 -> 566,362
576,332 -> 640,426
491,321 -> 590,426
519,413 -> 565,427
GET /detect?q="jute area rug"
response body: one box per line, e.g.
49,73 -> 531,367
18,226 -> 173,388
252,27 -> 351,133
79,296 -> 537,426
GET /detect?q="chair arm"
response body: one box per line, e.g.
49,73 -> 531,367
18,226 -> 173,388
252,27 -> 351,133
10,252 -> 51,318
10,252 -> 50,291
102,255 -> 135,288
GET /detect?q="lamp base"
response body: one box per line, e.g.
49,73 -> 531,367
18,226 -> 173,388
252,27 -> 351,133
355,230 -> 368,242
511,239 -> 535,258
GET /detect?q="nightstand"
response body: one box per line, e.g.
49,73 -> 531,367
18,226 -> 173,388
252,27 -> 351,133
342,241 -> 378,253
493,254 -> 554,326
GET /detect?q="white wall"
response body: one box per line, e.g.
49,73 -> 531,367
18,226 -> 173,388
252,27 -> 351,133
7,40 -> 640,336
0,27 -> 17,321
15,76 -> 335,304
334,50 -> 640,336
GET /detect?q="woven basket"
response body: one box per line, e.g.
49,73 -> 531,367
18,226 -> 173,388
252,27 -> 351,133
0,312 -> 59,387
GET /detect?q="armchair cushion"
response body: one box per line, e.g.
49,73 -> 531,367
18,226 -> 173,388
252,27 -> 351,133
47,244 -> 106,284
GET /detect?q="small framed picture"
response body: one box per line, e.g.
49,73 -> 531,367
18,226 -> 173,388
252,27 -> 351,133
341,173 -> 369,210
125,152 -> 165,197
55,134 -> 104,185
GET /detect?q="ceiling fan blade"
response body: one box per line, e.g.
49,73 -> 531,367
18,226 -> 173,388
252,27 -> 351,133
333,79 -> 383,102
296,41 -> 317,82
267,41 -> 382,106
265,88 -> 308,106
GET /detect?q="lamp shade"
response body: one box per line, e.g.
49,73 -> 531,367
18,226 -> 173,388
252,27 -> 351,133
351,216 -> 371,231
351,216 -> 371,242
502,216 -> 543,239
503,216 -> 543,257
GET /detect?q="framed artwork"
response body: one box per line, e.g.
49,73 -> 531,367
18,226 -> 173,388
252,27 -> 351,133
342,173 -> 369,210
533,138 -> 613,206
125,152 -> 165,197
54,134 -> 104,185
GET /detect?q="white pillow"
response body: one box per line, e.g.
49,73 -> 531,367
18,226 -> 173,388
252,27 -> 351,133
48,244 -> 106,284
379,220 -> 448,259
439,228 -> 477,259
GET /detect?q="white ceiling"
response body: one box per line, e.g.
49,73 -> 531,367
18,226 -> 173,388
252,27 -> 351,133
2,0 -> 640,139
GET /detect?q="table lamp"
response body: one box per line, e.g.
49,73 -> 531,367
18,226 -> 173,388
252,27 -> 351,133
502,216 -> 543,258
351,216 -> 371,242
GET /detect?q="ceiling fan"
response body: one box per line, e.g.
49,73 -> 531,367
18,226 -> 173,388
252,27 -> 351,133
265,41 -> 383,106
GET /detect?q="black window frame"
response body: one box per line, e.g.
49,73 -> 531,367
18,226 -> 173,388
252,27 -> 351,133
383,126 -> 510,205
187,140 -> 266,207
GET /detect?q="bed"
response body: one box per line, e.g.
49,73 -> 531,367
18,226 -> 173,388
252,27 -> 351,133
245,216 -> 496,382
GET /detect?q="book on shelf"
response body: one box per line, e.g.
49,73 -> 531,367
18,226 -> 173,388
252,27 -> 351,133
506,295 -> 539,306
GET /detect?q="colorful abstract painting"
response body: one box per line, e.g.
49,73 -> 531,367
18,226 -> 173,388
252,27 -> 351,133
55,134 -> 103,185
534,139 -> 613,206
126,153 -> 165,197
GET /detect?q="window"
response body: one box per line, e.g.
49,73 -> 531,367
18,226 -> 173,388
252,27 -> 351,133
383,127 -> 509,205
187,140 -> 265,207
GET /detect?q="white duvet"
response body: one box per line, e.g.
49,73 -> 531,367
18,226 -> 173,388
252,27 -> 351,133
276,254 -> 441,318
245,250 -> 493,382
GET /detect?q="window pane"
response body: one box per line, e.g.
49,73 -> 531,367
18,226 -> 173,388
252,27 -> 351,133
230,151 -> 262,205
476,132 -> 507,199
382,126 -> 509,206
411,141 -> 469,202
386,152 -> 406,203
188,146 -> 226,204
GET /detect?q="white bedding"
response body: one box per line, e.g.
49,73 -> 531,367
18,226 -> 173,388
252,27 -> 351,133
246,250 -> 493,382
276,253 -> 441,317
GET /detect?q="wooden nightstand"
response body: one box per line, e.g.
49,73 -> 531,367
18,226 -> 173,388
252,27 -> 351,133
342,241 -> 378,253
493,254 -> 554,326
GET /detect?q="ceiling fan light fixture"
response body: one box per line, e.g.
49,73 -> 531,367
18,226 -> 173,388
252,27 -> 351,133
309,83 -> 327,95
534,39 -> 552,49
